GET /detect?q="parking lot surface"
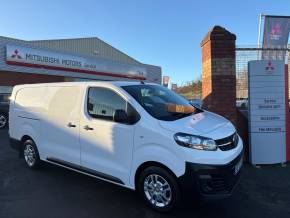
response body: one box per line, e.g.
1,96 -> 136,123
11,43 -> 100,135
1,129 -> 290,218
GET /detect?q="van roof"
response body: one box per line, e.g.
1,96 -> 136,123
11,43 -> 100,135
12,81 -> 159,89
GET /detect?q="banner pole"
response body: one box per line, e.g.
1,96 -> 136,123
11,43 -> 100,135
257,13 -> 263,48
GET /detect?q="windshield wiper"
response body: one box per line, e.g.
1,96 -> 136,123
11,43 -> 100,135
170,112 -> 193,119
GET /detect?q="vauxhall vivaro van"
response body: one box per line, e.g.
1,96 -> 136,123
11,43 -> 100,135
9,81 -> 243,212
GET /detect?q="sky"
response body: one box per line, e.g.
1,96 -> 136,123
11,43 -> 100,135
1,0 -> 290,86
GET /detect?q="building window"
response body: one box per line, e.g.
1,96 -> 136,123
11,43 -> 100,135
0,86 -> 13,104
0,86 -> 13,94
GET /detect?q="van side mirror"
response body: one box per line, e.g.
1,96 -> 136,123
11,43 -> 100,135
88,102 -> 94,112
113,109 -> 128,123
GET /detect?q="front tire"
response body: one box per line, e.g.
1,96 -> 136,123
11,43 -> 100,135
23,139 -> 40,169
137,166 -> 181,212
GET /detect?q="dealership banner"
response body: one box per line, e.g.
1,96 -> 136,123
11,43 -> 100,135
262,15 -> 290,60
5,45 -> 146,80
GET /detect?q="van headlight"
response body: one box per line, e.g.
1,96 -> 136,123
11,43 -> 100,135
174,133 -> 217,151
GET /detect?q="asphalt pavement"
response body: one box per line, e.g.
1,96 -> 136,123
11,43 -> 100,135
0,129 -> 290,218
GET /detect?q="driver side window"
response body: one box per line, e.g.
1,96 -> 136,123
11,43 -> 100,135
87,87 -> 126,121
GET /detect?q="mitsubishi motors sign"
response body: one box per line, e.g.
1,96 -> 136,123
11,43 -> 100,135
248,60 -> 289,164
5,44 -> 146,80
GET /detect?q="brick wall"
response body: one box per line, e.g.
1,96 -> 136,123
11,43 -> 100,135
0,71 -> 65,86
200,26 -> 237,126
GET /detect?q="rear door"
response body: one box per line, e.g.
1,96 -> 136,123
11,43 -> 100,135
80,86 -> 135,184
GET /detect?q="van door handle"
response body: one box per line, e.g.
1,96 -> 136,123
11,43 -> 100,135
67,122 -> 76,128
83,125 -> 94,131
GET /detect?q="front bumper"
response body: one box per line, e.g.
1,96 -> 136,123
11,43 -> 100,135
178,151 -> 243,200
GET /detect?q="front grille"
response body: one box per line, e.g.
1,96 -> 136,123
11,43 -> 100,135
210,175 -> 228,192
215,132 -> 239,151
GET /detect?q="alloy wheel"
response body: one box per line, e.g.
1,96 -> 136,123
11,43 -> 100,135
24,144 -> 36,167
143,174 -> 172,208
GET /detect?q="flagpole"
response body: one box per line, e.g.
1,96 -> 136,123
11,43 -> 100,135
257,13 -> 263,48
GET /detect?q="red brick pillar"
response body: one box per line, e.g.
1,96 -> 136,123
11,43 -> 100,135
200,26 -> 237,126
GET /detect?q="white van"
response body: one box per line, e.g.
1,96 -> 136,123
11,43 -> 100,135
9,81 -> 243,212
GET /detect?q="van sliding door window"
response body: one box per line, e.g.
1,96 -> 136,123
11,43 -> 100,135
87,87 -> 126,121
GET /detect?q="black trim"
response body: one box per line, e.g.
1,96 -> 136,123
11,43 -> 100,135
46,157 -> 124,185
178,151 -> 243,200
18,116 -> 39,121
215,132 -> 239,151
265,15 -> 290,19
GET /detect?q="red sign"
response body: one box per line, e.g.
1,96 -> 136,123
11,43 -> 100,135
285,64 -> 290,161
163,76 -> 169,87
171,83 -> 177,91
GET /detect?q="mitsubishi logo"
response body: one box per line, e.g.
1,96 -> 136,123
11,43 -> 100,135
265,61 -> 274,72
11,49 -> 22,59
270,23 -> 282,40
271,23 -> 282,35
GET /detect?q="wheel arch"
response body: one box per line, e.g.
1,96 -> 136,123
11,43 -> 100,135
21,135 -> 36,145
130,144 -> 185,189
17,123 -> 39,145
19,135 -> 35,157
134,161 -> 178,189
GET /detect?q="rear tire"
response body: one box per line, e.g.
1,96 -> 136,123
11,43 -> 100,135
0,113 -> 8,129
23,139 -> 41,169
137,166 -> 181,212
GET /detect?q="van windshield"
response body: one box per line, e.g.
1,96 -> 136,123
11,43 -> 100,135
122,85 -> 200,121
